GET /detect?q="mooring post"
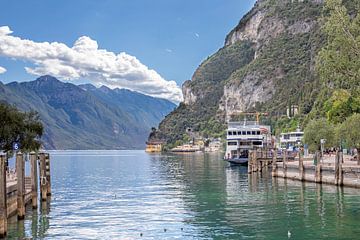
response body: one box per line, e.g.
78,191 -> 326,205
335,150 -> 339,185
248,151 -> 252,174
272,149 -> 277,177
0,155 -> 7,237
339,151 -> 343,186
45,153 -> 51,196
39,153 -> 47,201
299,151 -> 304,181
30,152 -> 38,209
16,152 -> 25,220
315,152 -> 322,183
283,150 -> 287,178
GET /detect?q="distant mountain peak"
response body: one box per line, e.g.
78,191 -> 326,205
35,75 -> 61,83
79,83 -> 97,91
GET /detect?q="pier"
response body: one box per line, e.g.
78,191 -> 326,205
0,152 -> 51,237
248,149 -> 360,188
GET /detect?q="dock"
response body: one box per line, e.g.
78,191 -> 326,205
247,149 -> 360,188
0,152 -> 51,237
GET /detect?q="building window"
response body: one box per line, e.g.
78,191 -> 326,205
228,131 -> 232,135
252,131 -> 256,135
228,142 -> 237,146
257,131 -> 260,135
242,131 -> 246,135
237,131 -> 242,135
253,141 -> 262,146
233,131 -> 237,135
247,131 -> 251,135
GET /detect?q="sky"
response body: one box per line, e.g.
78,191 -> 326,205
0,0 -> 256,102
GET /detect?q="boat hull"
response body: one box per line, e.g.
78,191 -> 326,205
225,158 -> 249,165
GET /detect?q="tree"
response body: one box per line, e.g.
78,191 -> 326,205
303,118 -> 335,152
0,103 -> 43,153
337,114 -> 360,164
316,0 -> 360,95
324,89 -> 359,124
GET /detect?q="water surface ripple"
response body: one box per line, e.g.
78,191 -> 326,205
6,150 -> 360,239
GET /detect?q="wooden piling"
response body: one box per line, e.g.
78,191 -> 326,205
283,150 -> 287,178
45,153 -> 51,196
315,152 -> 322,183
335,151 -> 340,185
30,152 -> 38,209
16,152 -> 25,220
272,150 -> 277,177
248,152 -> 252,174
299,151 -> 304,181
0,155 -> 7,237
339,152 -> 343,186
39,153 -> 47,201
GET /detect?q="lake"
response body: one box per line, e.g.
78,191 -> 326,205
5,150 -> 360,239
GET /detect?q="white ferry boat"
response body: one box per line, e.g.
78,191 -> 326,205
224,121 -> 272,165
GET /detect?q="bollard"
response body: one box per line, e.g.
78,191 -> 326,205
30,152 -> 38,209
39,153 -> 48,201
0,155 -> 7,237
16,152 -> 25,220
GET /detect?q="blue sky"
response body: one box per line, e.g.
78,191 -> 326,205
0,0 -> 256,102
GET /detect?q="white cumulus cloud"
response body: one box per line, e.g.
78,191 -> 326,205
0,66 -> 6,74
0,26 -> 183,103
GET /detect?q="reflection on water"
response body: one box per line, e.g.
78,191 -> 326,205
5,151 -> 360,239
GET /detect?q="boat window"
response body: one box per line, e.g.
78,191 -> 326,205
242,131 -> 246,135
284,135 -> 290,139
253,141 -> 262,146
247,131 -> 251,135
233,131 -> 237,135
237,131 -> 242,135
257,131 -> 261,135
228,131 -> 232,135
228,142 -> 237,146
296,133 -> 303,137
252,131 -> 256,135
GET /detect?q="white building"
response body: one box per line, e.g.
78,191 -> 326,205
279,129 -> 304,150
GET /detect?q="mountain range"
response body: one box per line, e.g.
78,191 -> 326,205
0,75 -> 175,149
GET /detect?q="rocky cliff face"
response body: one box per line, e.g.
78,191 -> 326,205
219,0 -> 324,121
152,0 -> 328,145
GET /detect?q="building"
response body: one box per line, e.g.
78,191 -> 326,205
145,141 -> 164,153
279,129 -> 304,150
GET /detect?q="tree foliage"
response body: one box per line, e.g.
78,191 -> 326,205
0,103 -> 43,152
337,113 -> 360,149
316,0 -> 360,95
303,118 -> 335,152
324,89 -> 360,124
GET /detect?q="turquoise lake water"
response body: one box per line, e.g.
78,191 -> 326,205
5,150 -> 360,239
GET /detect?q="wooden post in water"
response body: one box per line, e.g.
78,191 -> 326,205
299,151 -> 304,181
16,152 -> 25,220
272,149 -> 277,177
315,152 -> 322,183
39,153 -> 47,201
45,153 -> 51,196
248,151 -> 252,174
30,152 -> 38,209
0,155 -> 7,237
283,150 -> 287,178
335,150 -> 340,185
339,151 -> 343,186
